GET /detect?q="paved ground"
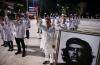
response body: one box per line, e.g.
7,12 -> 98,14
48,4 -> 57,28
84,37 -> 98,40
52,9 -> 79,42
0,37 -> 47,65
0,19 -> 53,65
0,19 -> 100,65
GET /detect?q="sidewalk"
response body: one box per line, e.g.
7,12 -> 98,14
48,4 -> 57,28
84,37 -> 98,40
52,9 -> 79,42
0,38 -> 46,65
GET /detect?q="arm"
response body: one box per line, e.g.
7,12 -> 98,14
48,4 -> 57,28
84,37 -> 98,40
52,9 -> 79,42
26,18 -> 31,28
21,22 -> 26,38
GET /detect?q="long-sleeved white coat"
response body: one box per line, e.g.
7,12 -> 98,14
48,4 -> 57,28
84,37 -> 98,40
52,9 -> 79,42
6,20 -> 15,41
14,19 -> 26,38
40,24 -> 55,54
0,21 -> 7,41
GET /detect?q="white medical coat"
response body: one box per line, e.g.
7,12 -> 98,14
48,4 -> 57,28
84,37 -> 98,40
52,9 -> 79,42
40,25 -> 55,54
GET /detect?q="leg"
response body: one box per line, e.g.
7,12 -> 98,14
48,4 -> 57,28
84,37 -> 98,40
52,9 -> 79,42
15,38 -> 21,54
20,38 -> 26,57
26,30 -> 29,39
50,53 -> 54,63
43,52 -> 50,64
4,41 -> 8,47
10,41 -> 13,49
39,28 -> 42,34
37,27 -> 39,33
8,41 -> 11,51
1,41 -> 6,46
10,40 -> 13,51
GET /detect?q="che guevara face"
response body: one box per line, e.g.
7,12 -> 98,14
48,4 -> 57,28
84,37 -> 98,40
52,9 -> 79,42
68,44 -> 84,63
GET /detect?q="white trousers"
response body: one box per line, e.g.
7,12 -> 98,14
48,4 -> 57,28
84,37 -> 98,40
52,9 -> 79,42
44,52 -> 55,63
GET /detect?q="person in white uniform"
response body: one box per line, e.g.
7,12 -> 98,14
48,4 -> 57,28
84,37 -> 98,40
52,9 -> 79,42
69,17 -> 75,30
4,15 -> 14,51
40,17 -> 46,50
40,16 -> 55,65
59,15 -> 67,29
14,14 -> 26,57
0,16 -> 8,47
24,13 -> 30,39
73,16 -> 80,30
54,16 -> 60,30
65,17 -> 70,30
37,16 -> 43,39
29,16 -> 39,38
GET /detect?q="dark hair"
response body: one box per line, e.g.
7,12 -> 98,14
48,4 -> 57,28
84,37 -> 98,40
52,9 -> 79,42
16,14 -> 21,18
45,16 -> 51,28
62,38 -> 94,65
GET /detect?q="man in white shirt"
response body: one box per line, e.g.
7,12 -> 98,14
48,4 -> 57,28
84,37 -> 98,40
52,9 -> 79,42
14,14 -> 26,57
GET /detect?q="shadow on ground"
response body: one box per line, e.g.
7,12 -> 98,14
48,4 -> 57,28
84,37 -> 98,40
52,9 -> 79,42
13,45 -> 44,57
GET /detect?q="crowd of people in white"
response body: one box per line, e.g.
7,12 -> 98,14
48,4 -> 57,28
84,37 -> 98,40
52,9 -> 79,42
0,13 -> 80,65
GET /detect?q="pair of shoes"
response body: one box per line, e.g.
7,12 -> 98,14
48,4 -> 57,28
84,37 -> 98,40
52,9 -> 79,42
43,61 -> 50,64
15,51 -> 21,55
8,49 -> 13,51
50,63 -> 53,65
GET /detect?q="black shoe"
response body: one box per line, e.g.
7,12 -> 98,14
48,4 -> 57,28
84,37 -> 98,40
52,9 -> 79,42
26,37 -> 29,39
8,49 -> 13,51
43,61 -> 50,64
4,44 -> 8,47
1,44 -> 5,46
50,63 -> 53,65
10,49 -> 13,51
15,51 -> 21,55
22,53 -> 26,57
38,37 -> 41,39
8,49 -> 11,51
